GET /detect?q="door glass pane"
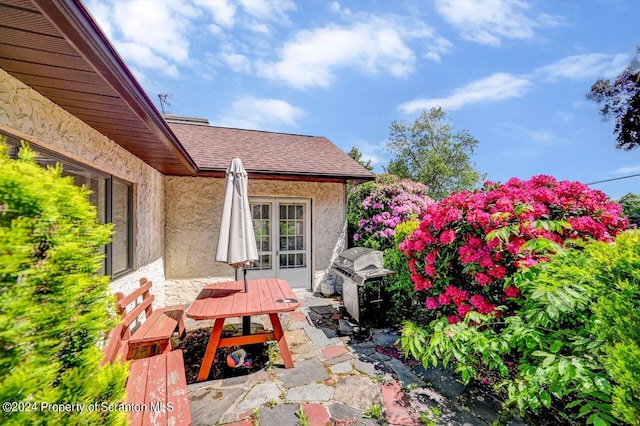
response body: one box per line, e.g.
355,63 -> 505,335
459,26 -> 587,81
277,202 -> 307,269
252,254 -> 271,270
250,203 -> 272,270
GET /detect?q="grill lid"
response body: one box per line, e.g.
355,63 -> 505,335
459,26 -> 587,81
337,247 -> 382,272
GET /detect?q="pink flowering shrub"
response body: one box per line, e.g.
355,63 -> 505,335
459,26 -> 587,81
347,174 -> 433,251
399,175 -> 628,323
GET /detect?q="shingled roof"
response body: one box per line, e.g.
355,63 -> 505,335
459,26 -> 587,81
167,121 -> 375,182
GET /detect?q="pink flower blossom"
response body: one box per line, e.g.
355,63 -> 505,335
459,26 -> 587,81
505,285 -> 520,298
437,293 -> 451,306
401,174 -> 628,318
447,315 -> 461,324
425,297 -> 438,310
475,272 -> 492,286
439,229 -> 456,245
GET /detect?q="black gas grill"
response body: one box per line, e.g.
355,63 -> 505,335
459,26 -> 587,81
331,247 -> 394,324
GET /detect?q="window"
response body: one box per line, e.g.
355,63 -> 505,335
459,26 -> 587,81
4,135 -> 134,278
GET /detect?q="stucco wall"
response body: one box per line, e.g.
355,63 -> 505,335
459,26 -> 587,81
164,176 -> 346,292
0,68 -> 166,305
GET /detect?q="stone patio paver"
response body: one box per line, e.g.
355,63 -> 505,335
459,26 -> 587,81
382,381 -> 421,426
302,402 -> 331,426
188,385 -> 244,424
258,403 -> 300,426
333,374 -> 382,411
286,382 -> 335,402
276,357 -> 328,388
235,382 -> 282,411
329,360 -> 353,374
321,344 -> 348,358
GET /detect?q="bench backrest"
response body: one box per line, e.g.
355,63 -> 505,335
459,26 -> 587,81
101,278 -> 156,365
101,323 -> 128,365
116,278 -> 155,340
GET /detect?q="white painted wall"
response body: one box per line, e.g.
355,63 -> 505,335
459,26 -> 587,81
164,176 -> 347,294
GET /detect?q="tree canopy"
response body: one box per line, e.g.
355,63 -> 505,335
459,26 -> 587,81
587,46 -> 640,150
347,146 -> 374,172
385,107 -> 485,200
618,192 -> 640,227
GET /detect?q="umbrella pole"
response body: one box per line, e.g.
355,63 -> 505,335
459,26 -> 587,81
242,268 -> 250,335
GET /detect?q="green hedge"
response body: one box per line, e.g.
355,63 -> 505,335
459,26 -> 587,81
0,140 -> 128,425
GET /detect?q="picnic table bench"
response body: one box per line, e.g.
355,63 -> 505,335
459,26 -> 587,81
102,323 -> 192,426
101,277 -> 192,426
115,278 -> 186,360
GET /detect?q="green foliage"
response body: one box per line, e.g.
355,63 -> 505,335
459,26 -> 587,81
618,192 -> 640,227
363,403 -> 383,419
0,140 -> 127,425
385,107 -> 486,200
347,146 -> 374,172
382,220 -> 430,326
401,231 -> 640,425
295,404 -> 310,426
589,231 -> 640,424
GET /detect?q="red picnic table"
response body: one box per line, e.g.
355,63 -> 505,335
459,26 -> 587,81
186,278 -> 300,382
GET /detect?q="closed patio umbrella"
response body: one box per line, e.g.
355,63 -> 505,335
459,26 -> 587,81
216,157 -> 258,334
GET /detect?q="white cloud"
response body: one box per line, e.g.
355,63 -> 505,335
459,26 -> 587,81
351,139 -> 388,169
613,164 -> 640,174
114,42 -> 180,77
497,123 -> 563,145
86,0 -> 198,77
398,72 -> 532,113
86,0 -> 298,79
556,110 -> 575,123
535,53 -> 630,81
214,96 -> 304,130
220,52 -> 252,73
196,0 -> 236,28
257,16 -> 444,90
434,0 -> 559,47
238,0 -> 296,24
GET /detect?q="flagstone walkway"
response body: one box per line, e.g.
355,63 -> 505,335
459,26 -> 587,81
185,290 -> 527,426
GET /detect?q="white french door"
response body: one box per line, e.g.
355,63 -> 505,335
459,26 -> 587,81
246,199 -> 311,289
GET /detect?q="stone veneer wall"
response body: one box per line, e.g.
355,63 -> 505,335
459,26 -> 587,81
0,68 -> 166,306
164,176 -> 346,293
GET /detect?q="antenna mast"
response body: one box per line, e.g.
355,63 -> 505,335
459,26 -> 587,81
158,93 -> 172,114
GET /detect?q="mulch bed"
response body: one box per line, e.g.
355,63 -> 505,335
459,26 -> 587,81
176,326 -> 269,384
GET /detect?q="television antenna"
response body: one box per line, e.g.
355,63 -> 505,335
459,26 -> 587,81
158,93 -> 172,114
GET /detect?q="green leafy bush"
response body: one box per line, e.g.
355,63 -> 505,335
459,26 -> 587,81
589,231 -> 640,424
402,231 -> 640,425
380,220 -> 428,326
0,141 -> 128,425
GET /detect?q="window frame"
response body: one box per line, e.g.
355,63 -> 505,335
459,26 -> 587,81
3,134 -> 135,279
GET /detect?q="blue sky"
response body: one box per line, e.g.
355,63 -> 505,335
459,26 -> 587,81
85,0 -> 640,200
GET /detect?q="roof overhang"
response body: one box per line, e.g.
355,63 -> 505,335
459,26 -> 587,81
0,0 -> 197,175
196,168 -> 373,183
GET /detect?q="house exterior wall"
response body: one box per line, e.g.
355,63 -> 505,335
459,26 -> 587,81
0,68 -> 166,305
164,176 -> 346,294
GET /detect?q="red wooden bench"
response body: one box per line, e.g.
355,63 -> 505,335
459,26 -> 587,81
116,278 -> 186,360
102,320 -> 192,425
